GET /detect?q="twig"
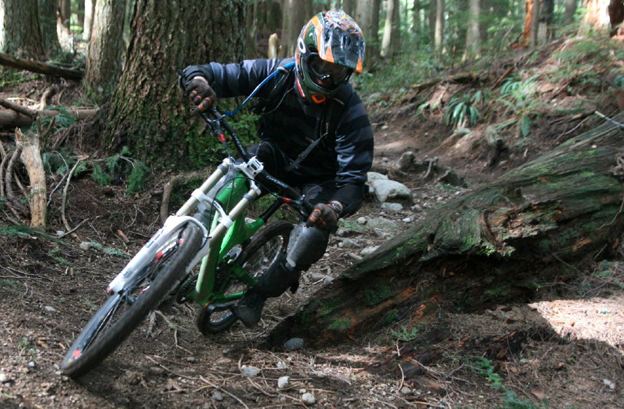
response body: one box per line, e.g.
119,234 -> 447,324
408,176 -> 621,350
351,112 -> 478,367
61,159 -> 82,236
199,376 -> 250,409
58,217 -> 93,239
397,363 -> 405,392
594,111 -> 624,129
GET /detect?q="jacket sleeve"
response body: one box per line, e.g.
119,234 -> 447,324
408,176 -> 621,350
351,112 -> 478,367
330,91 -> 374,216
180,59 -> 283,98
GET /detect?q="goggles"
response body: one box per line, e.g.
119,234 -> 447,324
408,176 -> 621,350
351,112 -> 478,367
307,54 -> 352,90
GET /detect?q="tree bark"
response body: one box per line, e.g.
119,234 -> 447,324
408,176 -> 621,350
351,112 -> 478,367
101,0 -> 246,170
355,0 -> 379,65
434,0 -> 444,52
83,0 -> 96,41
380,0 -> 400,58
579,0 -> 611,34
0,0 -> 45,58
564,0 -> 577,25
268,114 -> 624,348
38,0 -> 62,57
465,0 -> 481,59
280,0 -> 305,58
0,52 -> 84,79
85,0 -> 127,102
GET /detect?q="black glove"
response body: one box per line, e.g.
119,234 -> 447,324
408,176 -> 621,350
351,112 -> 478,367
306,201 -> 342,231
186,76 -> 217,114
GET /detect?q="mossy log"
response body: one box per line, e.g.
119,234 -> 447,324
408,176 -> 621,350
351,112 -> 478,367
268,114 -> 624,348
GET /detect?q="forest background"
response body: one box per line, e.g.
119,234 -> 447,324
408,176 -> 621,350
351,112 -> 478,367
1,1 -> 624,408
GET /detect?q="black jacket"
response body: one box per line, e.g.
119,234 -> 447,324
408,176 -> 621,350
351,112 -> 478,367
181,58 -> 374,213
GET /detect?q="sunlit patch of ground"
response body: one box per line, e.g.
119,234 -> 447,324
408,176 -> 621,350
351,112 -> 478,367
530,295 -> 624,350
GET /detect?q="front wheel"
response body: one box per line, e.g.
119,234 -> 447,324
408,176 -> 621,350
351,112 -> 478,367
61,223 -> 203,378
197,220 -> 294,334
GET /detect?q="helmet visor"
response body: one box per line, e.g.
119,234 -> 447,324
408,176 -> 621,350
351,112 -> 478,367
307,54 -> 352,90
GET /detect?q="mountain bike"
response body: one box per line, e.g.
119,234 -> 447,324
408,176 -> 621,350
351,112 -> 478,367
61,107 -> 311,378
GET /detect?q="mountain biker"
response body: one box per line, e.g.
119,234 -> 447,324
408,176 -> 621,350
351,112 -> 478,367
179,10 -> 373,327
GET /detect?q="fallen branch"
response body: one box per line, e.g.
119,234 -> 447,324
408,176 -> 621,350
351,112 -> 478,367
0,99 -> 98,127
160,170 -> 211,223
61,159 -> 83,237
0,52 -> 84,80
16,128 -> 46,227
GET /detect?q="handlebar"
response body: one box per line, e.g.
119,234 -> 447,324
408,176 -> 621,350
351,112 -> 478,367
200,107 -> 314,216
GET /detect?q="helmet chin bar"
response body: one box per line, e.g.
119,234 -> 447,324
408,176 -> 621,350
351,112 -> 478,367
296,76 -> 327,104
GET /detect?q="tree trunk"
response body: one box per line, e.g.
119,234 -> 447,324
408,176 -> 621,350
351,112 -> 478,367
59,0 -> 71,28
342,0 -> 353,16
434,0 -> 444,51
564,0 -> 577,25
268,115 -> 624,348
380,0 -> 399,58
538,0 -> 554,42
101,0 -> 246,170
0,0 -> 45,58
355,0 -> 379,65
579,0 -> 611,35
280,0 -> 305,58
39,0 -> 62,57
608,0 -> 624,36
83,0 -> 96,40
530,0 -> 540,46
465,0 -> 481,59
85,0 -> 127,102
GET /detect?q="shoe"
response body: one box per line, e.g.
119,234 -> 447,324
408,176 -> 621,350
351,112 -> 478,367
233,290 -> 266,327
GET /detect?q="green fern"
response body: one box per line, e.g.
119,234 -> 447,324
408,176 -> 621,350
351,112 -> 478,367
444,90 -> 487,128
125,161 -> 149,196
91,163 -> 112,186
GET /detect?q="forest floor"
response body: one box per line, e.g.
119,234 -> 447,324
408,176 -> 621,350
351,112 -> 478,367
1,37 -> 624,408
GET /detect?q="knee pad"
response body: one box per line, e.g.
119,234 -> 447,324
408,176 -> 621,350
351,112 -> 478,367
286,223 -> 330,271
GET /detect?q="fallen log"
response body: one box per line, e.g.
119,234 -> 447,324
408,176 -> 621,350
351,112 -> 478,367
0,52 -> 84,80
268,113 -> 624,348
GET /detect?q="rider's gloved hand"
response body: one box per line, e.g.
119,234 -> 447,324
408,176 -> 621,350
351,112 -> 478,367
306,201 -> 343,231
187,76 -> 217,114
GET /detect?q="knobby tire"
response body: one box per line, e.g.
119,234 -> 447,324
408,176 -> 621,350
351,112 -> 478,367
61,224 -> 203,378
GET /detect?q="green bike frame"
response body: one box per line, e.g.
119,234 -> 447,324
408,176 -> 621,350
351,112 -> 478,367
181,160 -> 267,307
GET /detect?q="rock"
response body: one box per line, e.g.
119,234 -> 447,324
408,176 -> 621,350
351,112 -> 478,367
411,204 -> 423,212
283,338 -> 304,351
370,179 -> 413,203
396,151 -> 416,170
301,392 -> 316,405
0,373 -> 10,383
212,391 -> 224,401
339,238 -> 361,248
356,217 -> 367,224
360,246 -> 379,257
79,242 -> 95,251
277,361 -> 288,369
367,217 -> 399,231
309,272 -> 326,281
241,365 -> 260,377
381,202 -> 403,212
400,386 -> 413,395
366,171 -> 389,181
44,306 -> 57,313
278,376 -> 290,389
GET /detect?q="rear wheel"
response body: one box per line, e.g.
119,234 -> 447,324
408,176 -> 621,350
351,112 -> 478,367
61,224 -> 203,378
197,221 -> 293,334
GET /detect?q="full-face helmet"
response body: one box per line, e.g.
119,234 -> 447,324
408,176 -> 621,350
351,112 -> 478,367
295,10 -> 365,104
